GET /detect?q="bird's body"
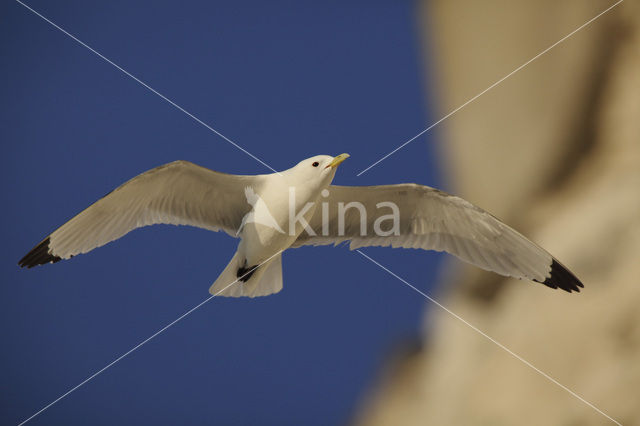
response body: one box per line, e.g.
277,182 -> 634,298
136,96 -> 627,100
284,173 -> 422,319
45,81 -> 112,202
19,154 -> 583,297
211,155 -> 339,296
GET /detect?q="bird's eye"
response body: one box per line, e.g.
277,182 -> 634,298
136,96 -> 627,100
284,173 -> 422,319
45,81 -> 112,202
312,162 -> 319,167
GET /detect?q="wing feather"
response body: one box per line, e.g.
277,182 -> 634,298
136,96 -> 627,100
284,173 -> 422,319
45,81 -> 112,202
19,161 -> 256,267
293,184 -> 583,292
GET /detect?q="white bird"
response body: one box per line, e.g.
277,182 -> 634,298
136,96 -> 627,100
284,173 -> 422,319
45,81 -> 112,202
19,154 -> 583,297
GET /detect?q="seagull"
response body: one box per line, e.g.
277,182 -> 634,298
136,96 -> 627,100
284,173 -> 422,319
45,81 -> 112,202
19,154 -> 583,297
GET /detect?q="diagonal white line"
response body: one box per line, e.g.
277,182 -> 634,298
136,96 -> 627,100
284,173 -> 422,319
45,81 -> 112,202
15,0 -> 281,176
355,250 -> 622,425
356,0 -> 623,176
17,249 -> 284,426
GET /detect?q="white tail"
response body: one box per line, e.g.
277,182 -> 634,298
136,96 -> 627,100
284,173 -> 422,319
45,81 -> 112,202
209,251 -> 283,298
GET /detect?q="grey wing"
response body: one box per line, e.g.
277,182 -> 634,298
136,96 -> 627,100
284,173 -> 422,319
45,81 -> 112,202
293,184 -> 583,292
19,161 -> 257,267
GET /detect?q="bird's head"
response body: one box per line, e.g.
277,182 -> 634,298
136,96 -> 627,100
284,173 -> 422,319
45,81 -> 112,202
285,153 -> 350,185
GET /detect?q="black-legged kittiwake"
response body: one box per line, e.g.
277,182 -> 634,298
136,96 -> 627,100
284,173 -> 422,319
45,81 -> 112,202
19,154 -> 583,297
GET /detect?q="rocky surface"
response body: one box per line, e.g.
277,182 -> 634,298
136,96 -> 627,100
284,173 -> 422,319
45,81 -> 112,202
355,1 -> 639,425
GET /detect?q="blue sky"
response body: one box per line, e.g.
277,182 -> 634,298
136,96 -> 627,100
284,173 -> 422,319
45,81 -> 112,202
1,1 -> 445,424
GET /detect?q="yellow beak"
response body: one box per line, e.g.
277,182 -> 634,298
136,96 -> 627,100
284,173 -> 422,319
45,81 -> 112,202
326,153 -> 350,169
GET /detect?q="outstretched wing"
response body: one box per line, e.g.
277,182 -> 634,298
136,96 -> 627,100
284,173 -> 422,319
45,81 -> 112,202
19,161 -> 257,268
293,184 -> 583,292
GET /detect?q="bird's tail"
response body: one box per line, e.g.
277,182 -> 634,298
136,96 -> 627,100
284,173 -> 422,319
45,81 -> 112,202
209,251 -> 283,298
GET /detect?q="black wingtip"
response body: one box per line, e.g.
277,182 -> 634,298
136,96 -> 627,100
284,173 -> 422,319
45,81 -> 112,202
18,237 -> 62,269
534,259 -> 584,293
